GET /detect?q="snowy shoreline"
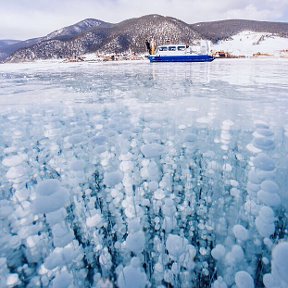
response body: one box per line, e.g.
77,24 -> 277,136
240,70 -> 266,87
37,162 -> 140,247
1,57 -> 288,68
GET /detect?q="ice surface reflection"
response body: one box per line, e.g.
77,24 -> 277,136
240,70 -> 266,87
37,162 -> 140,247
0,59 -> 288,287
1,60 -> 288,124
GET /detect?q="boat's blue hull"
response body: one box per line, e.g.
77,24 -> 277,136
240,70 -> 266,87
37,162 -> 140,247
149,55 -> 214,63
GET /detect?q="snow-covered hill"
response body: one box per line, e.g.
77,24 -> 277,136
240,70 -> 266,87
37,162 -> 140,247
3,16 -> 288,62
44,18 -> 113,41
213,31 -> 288,57
0,19 -> 112,63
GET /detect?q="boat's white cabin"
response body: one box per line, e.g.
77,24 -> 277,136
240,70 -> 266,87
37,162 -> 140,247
155,44 -> 197,56
154,41 -> 211,56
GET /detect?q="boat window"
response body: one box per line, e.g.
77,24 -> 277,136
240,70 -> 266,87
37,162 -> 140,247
177,46 -> 186,51
168,46 -> 176,51
158,46 -> 168,51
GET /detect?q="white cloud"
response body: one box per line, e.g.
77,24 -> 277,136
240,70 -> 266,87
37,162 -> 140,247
225,3 -> 286,21
0,0 -> 287,39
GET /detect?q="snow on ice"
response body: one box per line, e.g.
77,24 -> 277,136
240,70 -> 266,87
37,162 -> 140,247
0,60 -> 287,287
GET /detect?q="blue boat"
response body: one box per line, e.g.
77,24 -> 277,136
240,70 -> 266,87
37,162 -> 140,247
148,44 -> 214,63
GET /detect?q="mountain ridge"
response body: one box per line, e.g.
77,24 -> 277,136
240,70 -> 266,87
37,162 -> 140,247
0,18 -> 111,62
191,19 -> 288,42
2,15 -> 288,62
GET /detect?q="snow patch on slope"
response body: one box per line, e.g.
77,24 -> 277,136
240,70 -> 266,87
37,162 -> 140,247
214,31 -> 288,57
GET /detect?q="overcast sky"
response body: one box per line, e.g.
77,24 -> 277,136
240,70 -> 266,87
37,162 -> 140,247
1,0 -> 288,40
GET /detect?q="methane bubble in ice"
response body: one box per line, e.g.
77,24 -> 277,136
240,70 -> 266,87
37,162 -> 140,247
257,180 -> 281,206
270,242 -> 288,285
166,234 -> 188,259
235,271 -> 254,288
253,154 -> 275,171
255,206 -> 275,237
117,261 -> 147,288
33,179 -> 69,214
232,224 -> 249,241
103,171 -> 123,187
141,143 -> 164,158
212,276 -> 228,288
252,137 -> 274,151
51,270 -> 73,288
211,244 -> 226,260
2,154 -> 26,167
125,231 -> 145,254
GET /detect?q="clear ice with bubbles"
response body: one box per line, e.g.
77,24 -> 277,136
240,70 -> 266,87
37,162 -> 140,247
0,59 -> 288,287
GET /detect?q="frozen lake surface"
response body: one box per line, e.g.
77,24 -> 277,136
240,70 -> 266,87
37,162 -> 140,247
0,59 -> 288,287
